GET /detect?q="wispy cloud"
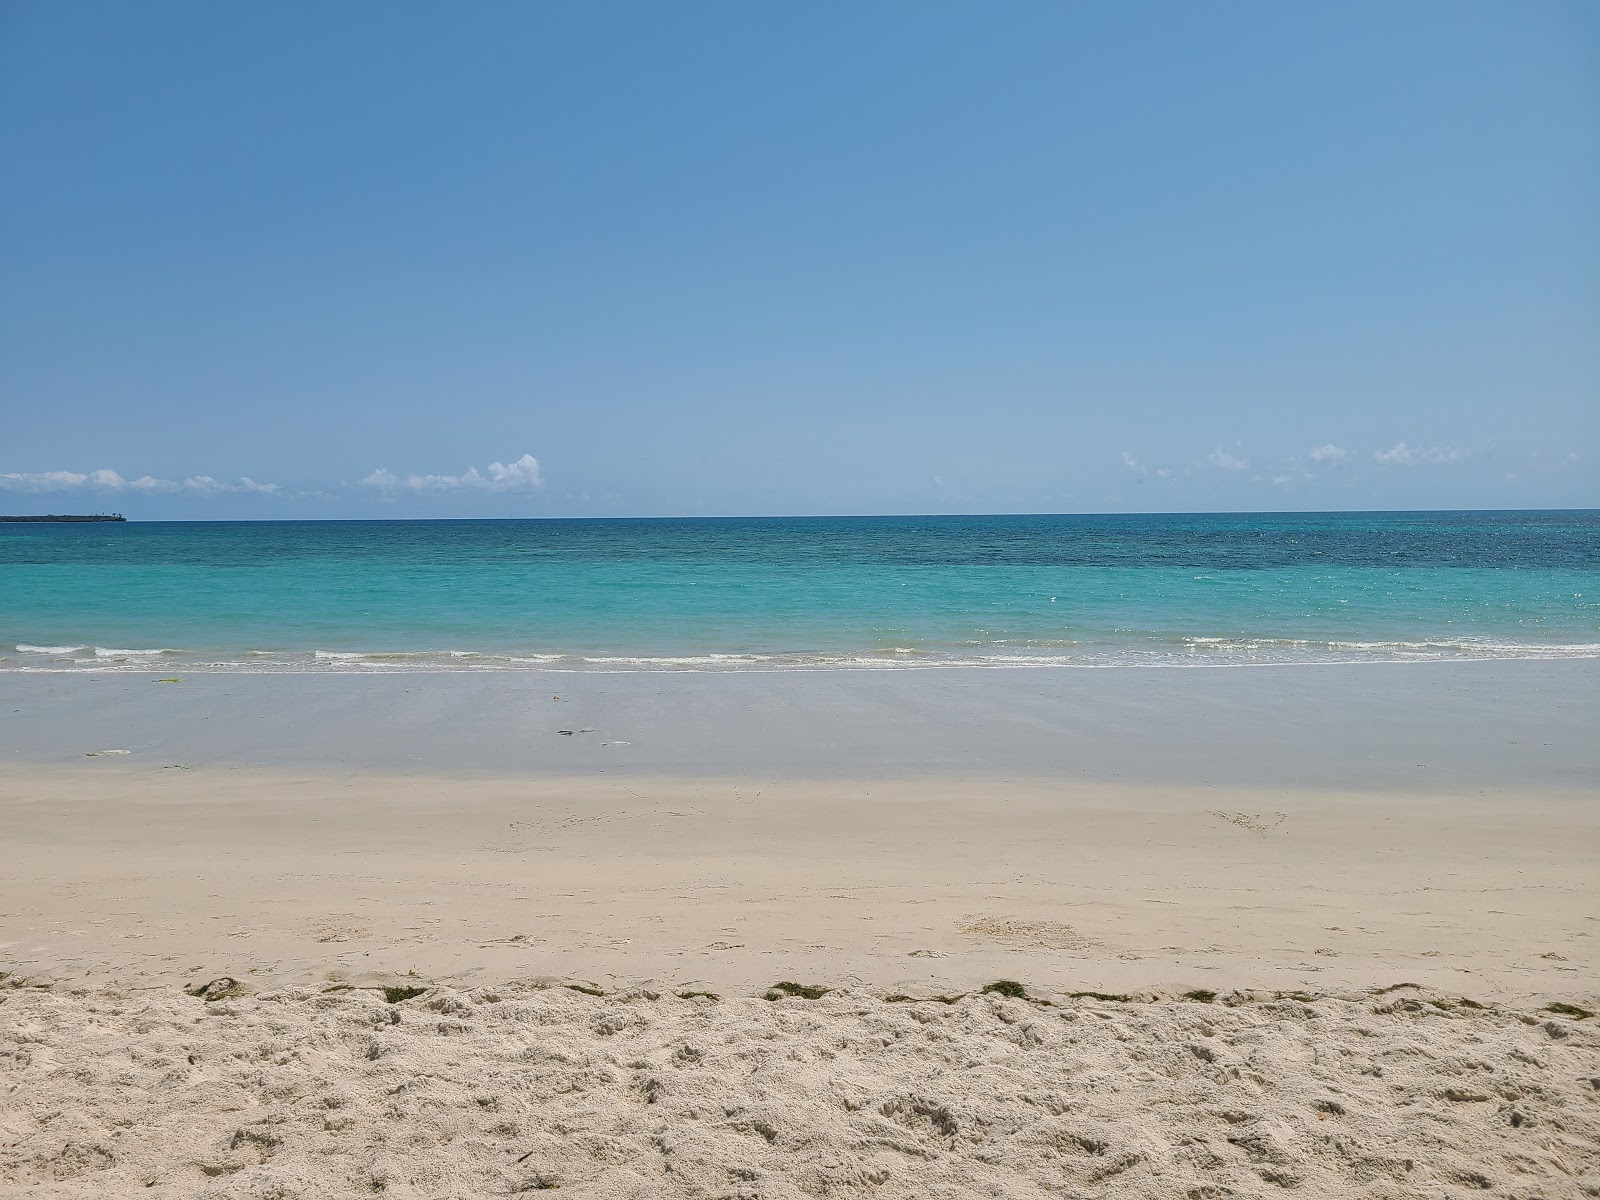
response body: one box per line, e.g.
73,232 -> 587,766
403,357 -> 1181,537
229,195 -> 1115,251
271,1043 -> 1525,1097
1372,442 -> 1465,466
0,468 -> 281,495
1207,448 -> 1248,470
1120,453 -> 1172,479
1308,444 -> 1350,463
360,453 -> 543,494
181,475 -> 282,495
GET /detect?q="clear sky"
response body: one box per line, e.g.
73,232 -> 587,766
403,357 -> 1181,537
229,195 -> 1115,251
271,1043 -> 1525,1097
1,1 -> 1595,518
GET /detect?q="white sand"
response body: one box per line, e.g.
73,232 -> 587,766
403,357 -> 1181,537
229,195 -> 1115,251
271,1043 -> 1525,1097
1,768 -> 1595,1002
3,981 -> 1596,1198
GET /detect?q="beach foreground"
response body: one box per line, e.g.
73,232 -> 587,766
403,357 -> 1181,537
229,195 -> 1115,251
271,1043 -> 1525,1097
3,765 -> 1597,1199
4,982 -> 1597,1199
1,662 -> 1596,1196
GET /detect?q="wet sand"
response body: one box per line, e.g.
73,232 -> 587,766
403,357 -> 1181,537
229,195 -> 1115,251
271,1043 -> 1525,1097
2,658 -> 1594,788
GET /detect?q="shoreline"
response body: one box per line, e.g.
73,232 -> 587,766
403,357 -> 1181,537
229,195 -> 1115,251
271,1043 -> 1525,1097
7,640 -> 1600,674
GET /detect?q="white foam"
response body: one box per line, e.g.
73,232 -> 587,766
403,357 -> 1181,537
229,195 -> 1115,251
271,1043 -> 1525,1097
314,649 -> 482,662
1182,637 -> 1312,647
1176,635 -> 1600,662
6,635 -> 1600,676
576,654 -> 779,666
1333,638 -> 1600,658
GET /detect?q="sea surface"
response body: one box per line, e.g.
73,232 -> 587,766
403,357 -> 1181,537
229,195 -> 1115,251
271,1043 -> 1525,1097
1,512 -> 1595,673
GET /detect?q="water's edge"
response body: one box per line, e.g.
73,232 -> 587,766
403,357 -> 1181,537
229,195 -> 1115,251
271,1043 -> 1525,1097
6,638 -> 1600,674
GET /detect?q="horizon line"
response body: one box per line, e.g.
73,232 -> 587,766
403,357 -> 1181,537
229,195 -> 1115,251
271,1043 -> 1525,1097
5,505 -> 1597,524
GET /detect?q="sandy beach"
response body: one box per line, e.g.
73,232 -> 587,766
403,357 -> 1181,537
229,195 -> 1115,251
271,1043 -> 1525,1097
2,661 -> 1597,1196
5,0 -> 1598,1187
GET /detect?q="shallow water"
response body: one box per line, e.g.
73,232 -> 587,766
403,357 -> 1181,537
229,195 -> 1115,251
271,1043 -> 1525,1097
1,511 -> 1595,671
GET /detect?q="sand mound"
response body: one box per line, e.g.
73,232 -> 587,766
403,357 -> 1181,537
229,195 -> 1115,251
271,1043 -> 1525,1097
2,982 -> 1596,1199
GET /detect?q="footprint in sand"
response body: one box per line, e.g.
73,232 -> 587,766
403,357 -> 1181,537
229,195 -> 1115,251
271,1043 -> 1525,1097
309,918 -> 371,944
482,933 -> 546,948
1209,810 -> 1287,835
958,916 -> 1103,951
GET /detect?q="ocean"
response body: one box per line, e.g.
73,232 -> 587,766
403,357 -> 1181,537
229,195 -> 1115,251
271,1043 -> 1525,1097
1,511 -> 1595,673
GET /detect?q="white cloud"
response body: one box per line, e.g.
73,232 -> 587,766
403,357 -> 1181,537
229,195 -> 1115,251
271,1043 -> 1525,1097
97,469 -> 181,492
1308,444 -> 1349,463
0,468 -> 282,495
361,453 -> 543,494
1208,448 -> 1249,470
1373,442 -> 1465,466
1120,452 -> 1145,474
183,475 -> 282,495
0,470 -> 89,492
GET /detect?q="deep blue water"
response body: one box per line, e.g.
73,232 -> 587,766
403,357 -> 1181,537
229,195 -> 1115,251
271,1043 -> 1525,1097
1,511 -> 1595,671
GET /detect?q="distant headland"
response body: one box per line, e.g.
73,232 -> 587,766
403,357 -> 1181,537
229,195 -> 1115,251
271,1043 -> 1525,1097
0,513 -> 126,523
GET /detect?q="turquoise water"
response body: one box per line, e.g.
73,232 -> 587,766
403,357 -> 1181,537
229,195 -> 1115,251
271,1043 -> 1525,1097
1,512 -> 1595,672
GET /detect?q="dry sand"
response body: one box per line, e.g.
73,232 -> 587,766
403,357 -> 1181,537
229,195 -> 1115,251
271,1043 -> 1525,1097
1,768 -> 1595,1002
2,768 -> 1598,1199
3,981 -> 1597,1199
1,663 -> 1597,1197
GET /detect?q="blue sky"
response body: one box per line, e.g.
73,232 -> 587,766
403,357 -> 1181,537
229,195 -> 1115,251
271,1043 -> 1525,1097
1,1 -> 1595,518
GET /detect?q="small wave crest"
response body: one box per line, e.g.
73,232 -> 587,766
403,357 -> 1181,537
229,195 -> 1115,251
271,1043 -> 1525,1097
314,649 -> 483,662
1178,635 -> 1600,661
5,636 -> 1598,674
